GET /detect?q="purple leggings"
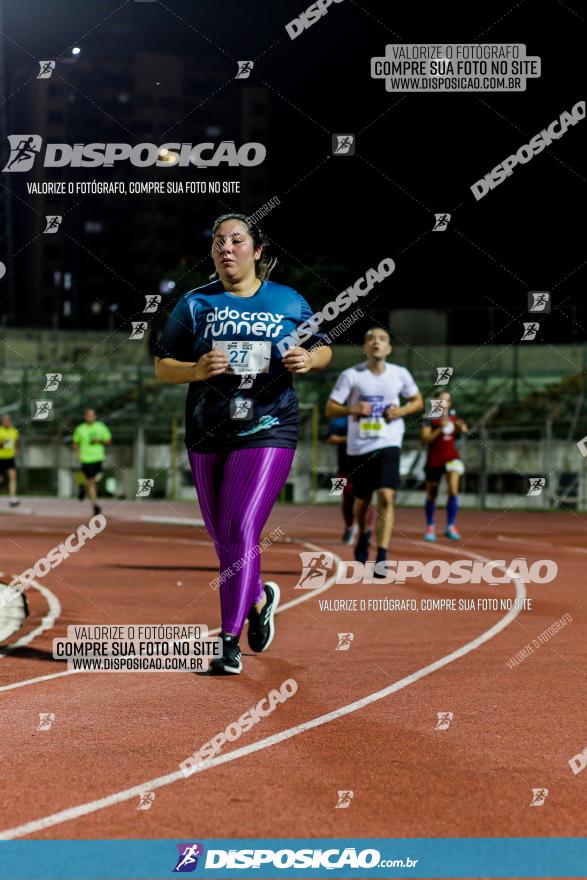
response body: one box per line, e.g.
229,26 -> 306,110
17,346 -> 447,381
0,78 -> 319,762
188,447 -> 295,637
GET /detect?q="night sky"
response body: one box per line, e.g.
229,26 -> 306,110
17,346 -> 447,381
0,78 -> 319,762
2,0 -> 585,332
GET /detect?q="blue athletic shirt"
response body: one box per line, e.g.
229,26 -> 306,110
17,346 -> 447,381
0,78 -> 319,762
152,279 -> 327,453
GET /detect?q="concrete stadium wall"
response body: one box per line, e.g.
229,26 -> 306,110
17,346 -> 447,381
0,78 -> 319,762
10,438 -> 585,510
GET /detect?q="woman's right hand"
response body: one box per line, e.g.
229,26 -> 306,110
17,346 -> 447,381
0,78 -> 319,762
193,350 -> 229,381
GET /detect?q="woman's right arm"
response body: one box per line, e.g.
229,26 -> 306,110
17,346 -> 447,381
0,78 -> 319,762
154,351 -> 229,384
325,399 -> 371,419
421,424 -> 443,445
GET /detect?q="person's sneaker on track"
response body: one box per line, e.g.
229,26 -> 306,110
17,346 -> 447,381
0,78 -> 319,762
342,523 -> 357,545
210,633 -> 242,675
424,525 -> 436,542
444,526 -> 461,541
247,581 -> 280,653
354,529 -> 371,564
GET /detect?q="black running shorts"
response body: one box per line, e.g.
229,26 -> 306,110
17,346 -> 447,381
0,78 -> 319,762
346,446 -> 401,497
424,464 -> 447,483
81,461 -> 103,479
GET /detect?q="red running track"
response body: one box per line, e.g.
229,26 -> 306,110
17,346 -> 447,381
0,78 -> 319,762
0,498 -> 585,860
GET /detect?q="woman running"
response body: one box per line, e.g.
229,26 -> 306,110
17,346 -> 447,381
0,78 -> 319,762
420,390 -> 468,541
153,214 -> 332,674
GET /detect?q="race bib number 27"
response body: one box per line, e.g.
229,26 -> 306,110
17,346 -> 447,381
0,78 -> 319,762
213,340 -> 271,375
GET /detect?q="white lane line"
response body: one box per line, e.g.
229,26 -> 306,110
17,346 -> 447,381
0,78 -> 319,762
0,548 -> 525,840
0,668 -> 79,692
0,541 -> 341,694
497,534 -> 587,554
0,507 -> 34,515
0,579 -> 61,658
140,515 -> 205,527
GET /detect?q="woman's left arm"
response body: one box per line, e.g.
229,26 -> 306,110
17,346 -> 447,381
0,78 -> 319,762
308,344 -> 332,371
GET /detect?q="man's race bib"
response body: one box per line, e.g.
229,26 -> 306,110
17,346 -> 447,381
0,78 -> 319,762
213,340 -> 271,375
358,394 -> 386,439
359,418 -> 385,439
445,458 -> 465,475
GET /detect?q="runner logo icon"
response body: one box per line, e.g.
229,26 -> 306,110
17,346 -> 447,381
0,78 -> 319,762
435,367 -> 453,385
230,398 -> 253,420
521,322 -> 539,341
3,135 -> 42,172
335,790 -> 354,809
37,712 -> 56,731
329,477 -> 347,495
530,788 -> 548,806
528,291 -> 551,313
332,134 -> 355,155
527,477 -> 546,496
137,792 -> 155,810
173,843 -> 204,872
236,61 -> 254,79
294,551 -> 335,589
433,213 -> 451,231
129,321 -> 148,340
427,398 -> 448,418
44,215 -> 62,233
336,632 -> 354,651
31,400 -> 54,421
44,373 -> 62,391
136,479 -> 154,497
435,711 -> 454,730
144,294 -> 161,313
37,61 -> 55,79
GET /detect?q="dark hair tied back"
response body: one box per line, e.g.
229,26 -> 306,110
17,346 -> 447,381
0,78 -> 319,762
210,213 -> 277,280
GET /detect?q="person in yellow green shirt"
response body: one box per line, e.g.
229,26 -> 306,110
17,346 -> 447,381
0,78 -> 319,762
0,414 -> 20,507
72,408 -> 112,516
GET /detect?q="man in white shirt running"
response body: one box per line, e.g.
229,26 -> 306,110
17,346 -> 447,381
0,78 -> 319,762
326,327 -> 423,573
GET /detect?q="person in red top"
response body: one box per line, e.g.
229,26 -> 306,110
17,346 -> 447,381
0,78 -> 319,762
420,390 -> 468,541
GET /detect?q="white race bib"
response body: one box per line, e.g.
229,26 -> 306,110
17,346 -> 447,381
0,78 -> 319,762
445,458 -> 465,475
213,340 -> 271,375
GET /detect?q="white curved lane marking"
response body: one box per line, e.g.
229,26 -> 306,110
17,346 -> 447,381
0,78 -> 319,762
0,579 -> 61,658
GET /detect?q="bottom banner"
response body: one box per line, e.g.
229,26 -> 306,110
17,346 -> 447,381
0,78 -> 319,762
0,838 -> 586,878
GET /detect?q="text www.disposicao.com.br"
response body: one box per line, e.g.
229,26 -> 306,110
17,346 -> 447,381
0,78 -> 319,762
70,657 -> 202,671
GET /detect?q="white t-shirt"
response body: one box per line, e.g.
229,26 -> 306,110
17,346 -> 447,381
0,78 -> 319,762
329,362 -> 420,455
